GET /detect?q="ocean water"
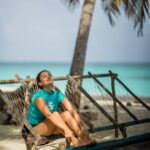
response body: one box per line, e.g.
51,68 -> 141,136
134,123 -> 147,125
0,62 -> 150,97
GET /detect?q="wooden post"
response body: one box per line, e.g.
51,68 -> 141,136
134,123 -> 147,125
88,72 -> 138,121
120,124 -> 127,138
110,71 -> 119,137
0,73 -> 118,84
112,72 -> 150,112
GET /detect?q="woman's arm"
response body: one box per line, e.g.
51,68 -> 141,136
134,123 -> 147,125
35,98 -> 73,135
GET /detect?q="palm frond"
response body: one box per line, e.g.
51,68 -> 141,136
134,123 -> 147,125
61,0 -> 80,11
102,0 -> 121,26
102,0 -> 150,36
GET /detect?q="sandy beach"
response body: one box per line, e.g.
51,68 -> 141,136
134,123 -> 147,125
0,124 -> 26,150
0,96 -> 150,150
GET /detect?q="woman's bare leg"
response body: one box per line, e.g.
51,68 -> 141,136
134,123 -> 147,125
50,112 -> 80,145
31,112 -> 79,146
33,119 -> 60,136
61,111 -> 81,136
61,111 -> 96,145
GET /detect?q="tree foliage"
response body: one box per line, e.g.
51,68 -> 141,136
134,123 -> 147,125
102,0 -> 150,36
64,0 -> 150,36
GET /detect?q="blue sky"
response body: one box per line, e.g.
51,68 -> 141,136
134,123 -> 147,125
0,0 -> 150,63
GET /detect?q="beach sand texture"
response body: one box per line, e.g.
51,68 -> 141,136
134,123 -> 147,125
0,96 -> 150,150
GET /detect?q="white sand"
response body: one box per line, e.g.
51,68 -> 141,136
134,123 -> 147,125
0,124 -> 67,150
0,125 -> 26,150
0,97 -> 150,150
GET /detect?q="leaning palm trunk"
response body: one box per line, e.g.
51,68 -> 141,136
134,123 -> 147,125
66,0 -> 96,108
70,0 -> 96,76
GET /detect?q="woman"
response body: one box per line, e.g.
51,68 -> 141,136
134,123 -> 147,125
27,70 -> 95,146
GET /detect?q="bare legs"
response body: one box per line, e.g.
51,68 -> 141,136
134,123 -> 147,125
61,111 -> 95,145
32,111 -> 95,146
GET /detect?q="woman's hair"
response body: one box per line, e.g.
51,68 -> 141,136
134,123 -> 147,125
36,70 -> 52,89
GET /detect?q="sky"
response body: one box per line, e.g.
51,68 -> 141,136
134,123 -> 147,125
0,0 -> 150,63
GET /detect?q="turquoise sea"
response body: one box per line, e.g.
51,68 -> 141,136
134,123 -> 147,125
0,62 -> 150,97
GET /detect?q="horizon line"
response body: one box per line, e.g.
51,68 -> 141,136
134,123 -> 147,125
0,61 -> 150,65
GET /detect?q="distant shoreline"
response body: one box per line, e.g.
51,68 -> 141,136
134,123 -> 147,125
0,61 -> 150,65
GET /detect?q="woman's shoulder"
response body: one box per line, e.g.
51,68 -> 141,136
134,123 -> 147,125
33,89 -> 43,96
53,88 -> 63,95
31,89 -> 44,101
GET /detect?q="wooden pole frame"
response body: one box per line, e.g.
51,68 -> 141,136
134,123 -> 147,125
109,71 -> 119,137
88,72 -> 138,121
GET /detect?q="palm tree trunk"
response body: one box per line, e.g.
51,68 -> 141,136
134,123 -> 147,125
66,0 -> 96,109
70,0 -> 96,76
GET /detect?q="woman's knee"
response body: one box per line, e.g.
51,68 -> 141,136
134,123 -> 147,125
61,111 -> 72,121
52,111 -> 60,116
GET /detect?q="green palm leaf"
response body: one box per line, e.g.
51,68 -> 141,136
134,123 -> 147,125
102,0 -> 150,36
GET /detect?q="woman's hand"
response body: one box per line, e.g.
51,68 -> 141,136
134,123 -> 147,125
64,129 -> 74,140
64,129 -> 79,146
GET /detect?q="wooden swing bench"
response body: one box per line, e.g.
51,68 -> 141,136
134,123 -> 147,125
0,71 -> 150,150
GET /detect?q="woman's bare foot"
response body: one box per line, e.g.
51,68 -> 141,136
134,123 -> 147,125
80,136 -> 97,146
78,128 -> 97,146
87,139 -> 97,145
70,135 -> 80,147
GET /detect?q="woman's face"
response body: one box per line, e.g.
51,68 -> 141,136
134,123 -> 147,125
38,71 -> 53,87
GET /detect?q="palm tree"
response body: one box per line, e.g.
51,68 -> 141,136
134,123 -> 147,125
63,0 -> 150,107
64,0 -> 96,108
64,0 -> 96,76
64,0 -> 149,76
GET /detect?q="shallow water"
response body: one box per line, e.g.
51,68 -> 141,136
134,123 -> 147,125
0,63 -> 150,97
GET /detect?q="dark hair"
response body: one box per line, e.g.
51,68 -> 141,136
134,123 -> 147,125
36,70 -> 52,89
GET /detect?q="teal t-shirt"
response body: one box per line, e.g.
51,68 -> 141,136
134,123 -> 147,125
27,89 -> 65,125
